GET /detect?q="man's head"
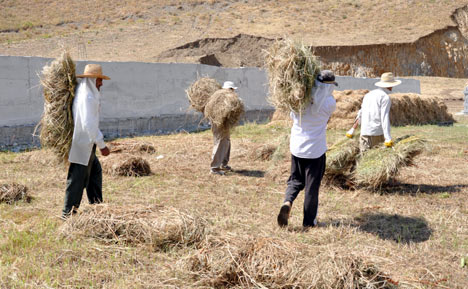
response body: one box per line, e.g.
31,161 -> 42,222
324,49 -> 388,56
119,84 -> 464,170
375,72 -> 401,91
222,81 -> 237,91
77,64 -> 110,91
316,70 -> 338,86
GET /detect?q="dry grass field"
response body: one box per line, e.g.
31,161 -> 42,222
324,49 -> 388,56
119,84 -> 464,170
1,117 -> 467,288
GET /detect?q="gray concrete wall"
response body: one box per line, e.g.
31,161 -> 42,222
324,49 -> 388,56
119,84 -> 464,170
0,55 -> 421,147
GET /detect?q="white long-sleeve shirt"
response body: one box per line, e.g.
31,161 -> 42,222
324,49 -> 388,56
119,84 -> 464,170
357,88 -> 392,142
290,82 -> 337,159
68,78 -> 106,165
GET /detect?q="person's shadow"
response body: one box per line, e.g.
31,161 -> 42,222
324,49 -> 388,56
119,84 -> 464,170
354,212 -> 432,244
381,182 -> 468,195
233,169 -> 265,178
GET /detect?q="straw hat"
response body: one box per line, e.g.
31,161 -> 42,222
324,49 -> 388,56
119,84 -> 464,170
375,72 -> 401,88
76,64 -> 110,80
222,81 -> 237,90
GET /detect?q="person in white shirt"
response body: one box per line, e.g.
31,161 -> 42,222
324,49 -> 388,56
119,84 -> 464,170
277,70 -> 337,228
210,81 -> 237,175
346,72 -> 401,152
62,64 -> 111,219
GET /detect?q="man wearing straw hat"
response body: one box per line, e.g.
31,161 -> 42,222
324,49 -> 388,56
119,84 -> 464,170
209,81 -> 238,175
346,72 -> 401,152
61,64 -> 111,219
277,70 -> 337,229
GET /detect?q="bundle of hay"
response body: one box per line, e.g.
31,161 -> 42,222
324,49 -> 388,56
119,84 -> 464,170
264,39 -> 321,114
249,144 -> 277,161
180,236 -> 394,288
109,141 -> 156,154
38,51 -> 77,162
328,90 -> 454,130
326,136 -> 360,177
354,135 -> 426,188
60,204 -> 206,250
204,89 -> 245,133
101,154 -> 151,177
0,183 -> 31,204
186,77 -> 222,113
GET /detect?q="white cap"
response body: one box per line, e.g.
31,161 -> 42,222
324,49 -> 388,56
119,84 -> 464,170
222,81 -> 237,90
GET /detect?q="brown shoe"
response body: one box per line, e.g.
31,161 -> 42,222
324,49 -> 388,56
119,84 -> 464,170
277,201 -> 291,227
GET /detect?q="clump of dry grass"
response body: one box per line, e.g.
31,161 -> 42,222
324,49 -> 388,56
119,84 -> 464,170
186,77 -> 222,113
325,136 -> 360,183
204,89 -> 245,133
60,204 -> 207,250
249,144 -> 277,161
101,154 -> 151,177
109,141 -> 156,154
354,135 -> 426,188
180,236 -> 395,288
37,51 -> 77,163
0,183 -> 31,204
264,39 -> 321,114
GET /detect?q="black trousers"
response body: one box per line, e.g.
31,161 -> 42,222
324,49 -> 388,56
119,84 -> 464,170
63,145 -> 103,216
284,153 -> 326,227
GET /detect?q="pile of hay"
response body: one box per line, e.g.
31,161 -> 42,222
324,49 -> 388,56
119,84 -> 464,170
101,154 -> 151,177
326,136 -> 360,178
38,51 -> 77,162
180,236 -> 394,288
109,141 -> 156,154
264,39 -> 321,114
249,144 -> 277,161
186,77 -> 222,113
60,204 -> 206,250
354,135 -> 426,188
328,90 -> 454,130
204,89 -> 245,133
0,183 -> 31,204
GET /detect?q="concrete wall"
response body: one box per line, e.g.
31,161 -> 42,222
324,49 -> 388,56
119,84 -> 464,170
0,55 -> 420,147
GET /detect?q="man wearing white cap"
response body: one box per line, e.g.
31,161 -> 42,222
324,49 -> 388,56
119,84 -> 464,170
346,72 -> 401,152
210,81 -> 237,175
62,64 -> 111,218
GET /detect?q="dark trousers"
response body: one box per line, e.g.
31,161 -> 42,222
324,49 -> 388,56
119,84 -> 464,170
284,153 -> 326,227
63,145 -> 103,216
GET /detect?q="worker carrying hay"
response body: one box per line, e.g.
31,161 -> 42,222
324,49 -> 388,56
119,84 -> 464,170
204,81 -> 244,175
346,72 -> 401,152
277,70 -> 337,229
62,64 -> 111,219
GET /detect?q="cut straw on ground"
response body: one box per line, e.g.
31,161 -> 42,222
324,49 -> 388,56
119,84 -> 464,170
0,183 -> 31,204
101,154 -> 152,177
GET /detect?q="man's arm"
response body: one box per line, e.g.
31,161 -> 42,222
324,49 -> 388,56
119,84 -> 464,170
380,95 -> 392,144
82,95 -> 108,154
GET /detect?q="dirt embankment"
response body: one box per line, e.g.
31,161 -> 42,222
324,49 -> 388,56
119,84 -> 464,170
159,5 -> 468,78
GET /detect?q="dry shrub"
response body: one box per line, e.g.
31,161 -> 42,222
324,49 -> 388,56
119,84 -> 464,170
101,154 -> 151,177
328,90 -> 454,130
60,204 -> 206,250
354,135 -> 426,188
186,77 -> 221,113
181,236 -> 394,288
0,183 -> 31,204
249,144 -> 277,161
204,89 -> 245,133
264,39 -> 321,114
38,51 -> 77,162
325,136 -> 360,185
109,141 -> 156,154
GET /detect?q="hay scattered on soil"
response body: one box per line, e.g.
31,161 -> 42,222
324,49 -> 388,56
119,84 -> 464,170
328,90 -> 454,130
354,135 -> 426,188
180,236 -> 394,288
204,89 -> 245,133
38,51 -> 77,163
264,39 -> 321,114
249,144 -> 277,161
325,136 -> 360,184
186,77 -> 222,113
60,204 -> 206,250
101,154 -> 151,177
109,141 -> 156,154
0,183 -> 31,204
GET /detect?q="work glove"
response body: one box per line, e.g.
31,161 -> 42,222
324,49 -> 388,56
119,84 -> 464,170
384,140 -> 394,148
346,127 -> 355,138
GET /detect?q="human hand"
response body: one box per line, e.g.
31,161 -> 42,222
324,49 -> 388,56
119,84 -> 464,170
100,146 -> 110,156
346,128 -> 355,138
384,140 -> 393,148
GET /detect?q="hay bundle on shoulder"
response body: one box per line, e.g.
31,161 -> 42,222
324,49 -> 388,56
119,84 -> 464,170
186,77 -> 222,113
354,135 -> 426,188
101,154 -> 151,177
0,183 -> 31,204
204,89 -> 245,133
38,51 -> 77,162
264,39 -> 321,114
60,204 -> 206,250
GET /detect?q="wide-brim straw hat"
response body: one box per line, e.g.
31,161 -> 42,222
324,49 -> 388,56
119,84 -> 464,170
77,64 -> 110,80
375,72 -> 401,88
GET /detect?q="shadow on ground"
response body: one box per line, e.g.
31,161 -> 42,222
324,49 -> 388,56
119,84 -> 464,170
381,182 -> 468,195
233,169 -> 265,178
